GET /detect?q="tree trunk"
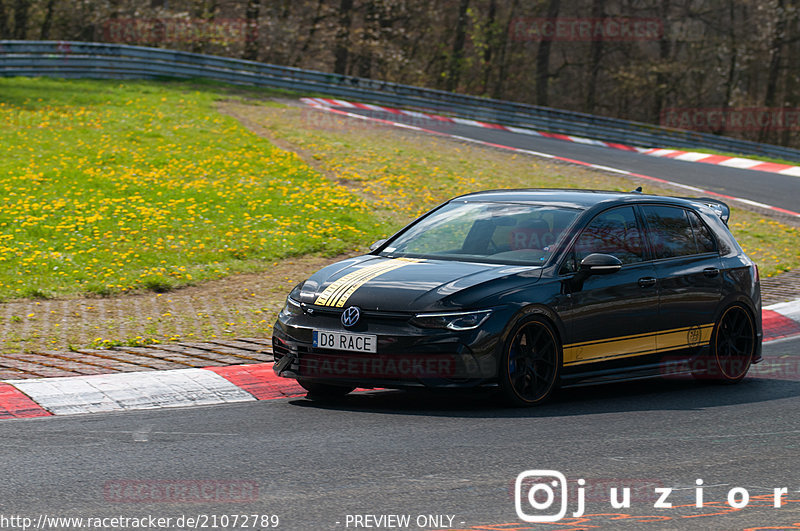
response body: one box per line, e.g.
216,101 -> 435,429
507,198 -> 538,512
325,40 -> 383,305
445,0 -> 471,92
535,0 -> 560,106
481,0 -> 497,94
39,0 -> 56,39
295,0 -> 326,65
492,0 -> 518,99
0,0 -> 9,39
761,0 -> 786,143
356,0 -> 379,78
243,0 -> 261,61
780,4 -> 798,146
12,0 -> 29,39
333,0 -> 354,75
652,0 -> 672,122
585,0 -> 605,113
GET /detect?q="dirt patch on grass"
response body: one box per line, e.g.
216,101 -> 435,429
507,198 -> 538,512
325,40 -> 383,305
1,254 -> 353,354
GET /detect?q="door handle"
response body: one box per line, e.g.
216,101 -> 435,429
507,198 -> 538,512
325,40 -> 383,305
703,267 -> 720,277
638,277 -> 657,288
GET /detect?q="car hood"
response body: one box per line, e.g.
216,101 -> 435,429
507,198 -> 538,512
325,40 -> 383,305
298,255 -> 542,312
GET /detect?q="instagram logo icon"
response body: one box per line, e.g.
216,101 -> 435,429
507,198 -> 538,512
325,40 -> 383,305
514,470 -> 568,522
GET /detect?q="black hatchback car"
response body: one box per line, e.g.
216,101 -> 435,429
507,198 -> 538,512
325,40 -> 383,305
273,189 -> 762,406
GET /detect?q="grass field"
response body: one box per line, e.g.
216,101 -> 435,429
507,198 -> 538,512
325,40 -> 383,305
0,78 -> 386,301
1,78 -> 798,353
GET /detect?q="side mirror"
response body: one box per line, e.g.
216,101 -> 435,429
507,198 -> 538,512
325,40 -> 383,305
369,239 -> 387,252
579,253 -> 623,275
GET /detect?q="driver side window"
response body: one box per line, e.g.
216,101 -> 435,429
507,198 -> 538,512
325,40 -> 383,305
562,206 -> 644,273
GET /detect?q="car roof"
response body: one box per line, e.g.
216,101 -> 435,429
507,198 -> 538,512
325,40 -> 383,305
453,188 -> 706,210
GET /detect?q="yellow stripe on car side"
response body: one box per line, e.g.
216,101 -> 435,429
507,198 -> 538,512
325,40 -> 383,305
563,323 -> 714,366
314,259 -> 421,308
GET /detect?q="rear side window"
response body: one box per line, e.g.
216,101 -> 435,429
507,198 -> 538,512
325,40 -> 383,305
642,205 -> 705,259
688,210 -> 717,253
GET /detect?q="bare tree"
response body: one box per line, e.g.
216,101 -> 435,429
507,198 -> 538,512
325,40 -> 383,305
333,0 -> 354,74
12,0 -> 29,39
243,0 -> 260,60
535,0 -> 560,106
0,0 -> 10,38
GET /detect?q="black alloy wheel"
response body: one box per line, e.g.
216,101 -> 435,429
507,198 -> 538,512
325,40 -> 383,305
500,316 -> 561,406
709,304 -> 755,383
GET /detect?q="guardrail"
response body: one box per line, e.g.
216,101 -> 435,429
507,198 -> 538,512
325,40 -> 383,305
3,40 -> 800,163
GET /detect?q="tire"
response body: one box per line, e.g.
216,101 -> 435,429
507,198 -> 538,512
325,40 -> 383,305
297,379 -> 355,398
700,304 -> 756,383
499,316 -> 561,407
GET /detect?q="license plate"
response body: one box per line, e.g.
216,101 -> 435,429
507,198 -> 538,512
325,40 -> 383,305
313,330 -> 377,353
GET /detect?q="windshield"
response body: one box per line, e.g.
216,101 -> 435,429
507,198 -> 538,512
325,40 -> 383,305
380,201 -> 581,265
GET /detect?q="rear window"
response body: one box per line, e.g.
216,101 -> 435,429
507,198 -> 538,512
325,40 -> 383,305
688,210 -> 717,253
642,205 -> 716,258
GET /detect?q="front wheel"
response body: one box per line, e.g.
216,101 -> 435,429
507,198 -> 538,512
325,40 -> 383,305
297,379 -> 355,398
499,316 -> 561,407
699,304 -> 755,383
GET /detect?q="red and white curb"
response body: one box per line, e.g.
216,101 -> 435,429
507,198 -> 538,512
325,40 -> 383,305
301,97 -> 800,218
302,97 -> 639,152
764,300 -> 800,342
0,364 -> 304,420
303,98 -> 800,177
638,148 -> 800,177
1,300 -> 799,420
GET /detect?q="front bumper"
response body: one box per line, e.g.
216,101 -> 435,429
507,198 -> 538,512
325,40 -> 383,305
271,309 -> 501,389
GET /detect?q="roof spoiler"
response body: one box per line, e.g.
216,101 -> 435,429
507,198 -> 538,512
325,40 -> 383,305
684,197 -> 731,225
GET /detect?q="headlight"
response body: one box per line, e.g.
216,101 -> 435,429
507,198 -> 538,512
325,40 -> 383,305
279,281 -> 305,319
410,310 -> 492,331
279,296 -> 303,318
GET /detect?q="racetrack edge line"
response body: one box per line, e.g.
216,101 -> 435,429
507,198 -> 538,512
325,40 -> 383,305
301,100 -> 800,218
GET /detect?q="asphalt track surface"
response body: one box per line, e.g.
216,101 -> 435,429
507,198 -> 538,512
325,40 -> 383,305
330,107 -> 800,215
1,336 -> 799,530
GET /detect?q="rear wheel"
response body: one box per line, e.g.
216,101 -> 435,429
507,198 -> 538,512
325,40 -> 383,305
499,316 -> 561,407
297,379 -> 355,398
701,304 -> 755,383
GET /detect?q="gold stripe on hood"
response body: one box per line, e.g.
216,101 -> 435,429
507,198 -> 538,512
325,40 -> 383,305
314,258 -> 421,308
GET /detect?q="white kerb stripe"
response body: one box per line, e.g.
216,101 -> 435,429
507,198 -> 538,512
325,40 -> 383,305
452,118 -> 484,127
398,110 -> 428,119
718,157 -> 763,169
329,99 -> 356,108
778,166 -> 800,177
505,126 -> 541,136
568,136 -> 606,146
304,98 -> 330,107
673,152 -> 714,162
648,149 -> 679,157
765,299 -> 800,322
359,103 -> 388,112
6,369 -> 255,415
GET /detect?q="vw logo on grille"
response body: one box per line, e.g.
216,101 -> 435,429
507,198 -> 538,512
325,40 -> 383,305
341,306 -> 361,328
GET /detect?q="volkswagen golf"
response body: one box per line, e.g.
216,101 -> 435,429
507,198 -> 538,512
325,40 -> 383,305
272,189 -> 761,406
